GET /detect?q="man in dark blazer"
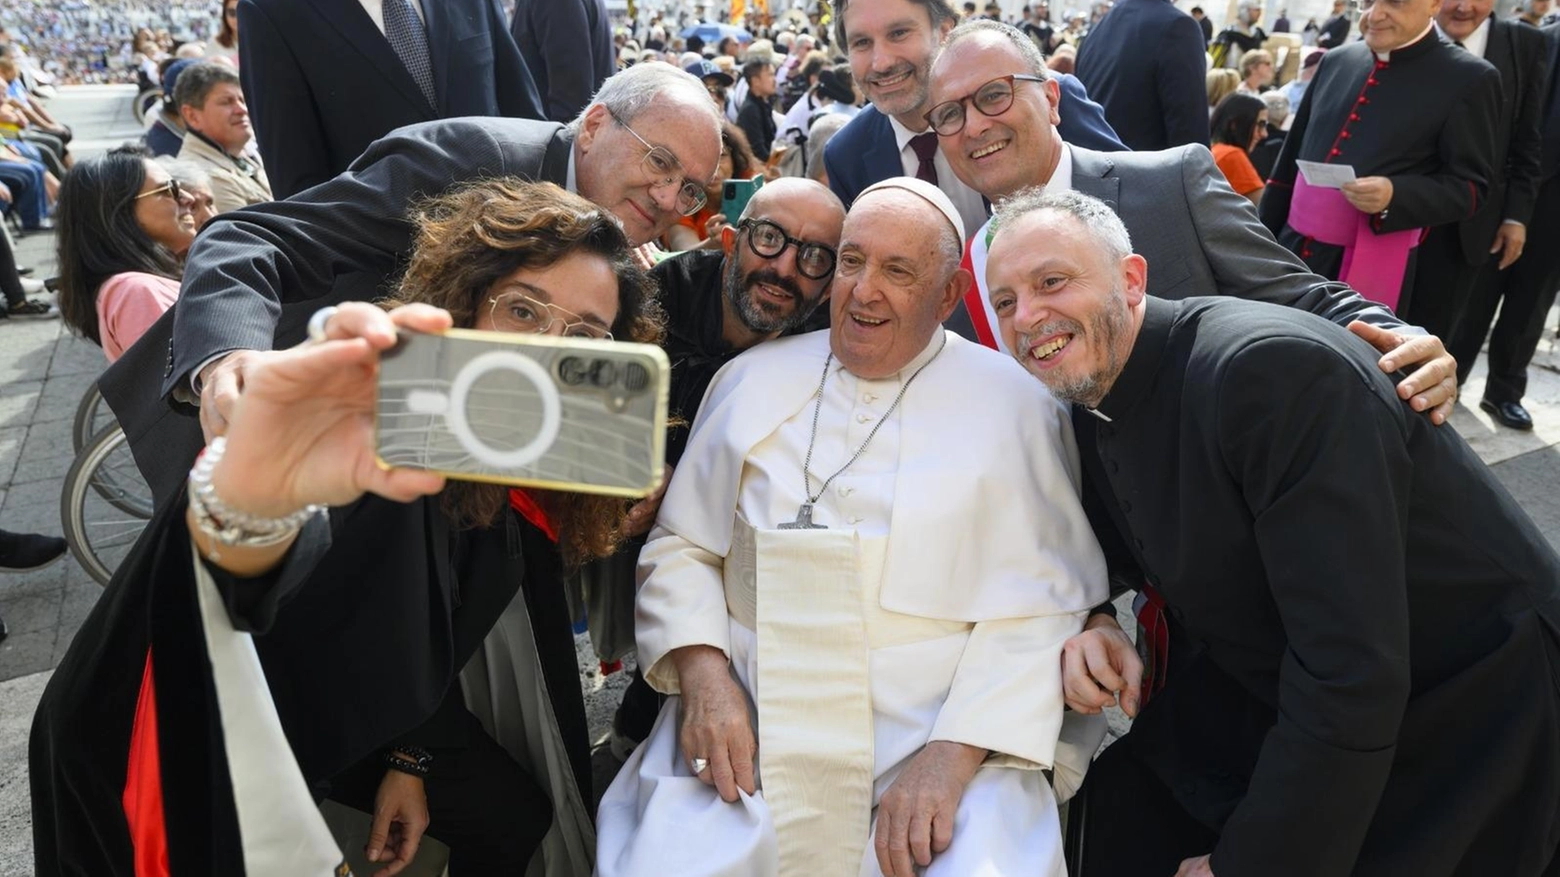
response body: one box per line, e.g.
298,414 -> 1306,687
1410,5 -> 1547,390
1453,22 -> 1560,429
510,0 -> 614,123
930,19 -> 1459,417
1432,8 -> 1552,429
1317,0 -> 1353,46
237,0 -> 543,199
1074,0 -> 1211,151
822,0 -> 1124,241
989,188 -> 1560,877
99,64 -> 723,504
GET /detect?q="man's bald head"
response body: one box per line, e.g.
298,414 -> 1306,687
829,186 -> 971,379
722,177 -> 848,342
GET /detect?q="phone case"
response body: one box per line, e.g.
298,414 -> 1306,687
375,328 -> 670,499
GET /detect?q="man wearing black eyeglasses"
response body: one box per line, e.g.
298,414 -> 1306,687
601,177 -> 847,754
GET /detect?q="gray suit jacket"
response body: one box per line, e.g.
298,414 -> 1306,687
1070,144 -> 1407,329
101,117 -> 571,504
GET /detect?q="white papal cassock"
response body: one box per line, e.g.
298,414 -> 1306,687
595,329 -> 1108,877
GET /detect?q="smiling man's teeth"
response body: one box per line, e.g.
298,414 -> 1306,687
1031,335 -> 1070,360
972,141 -> 1007,159
852,314 -> 887,326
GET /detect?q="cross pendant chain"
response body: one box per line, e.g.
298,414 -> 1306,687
779,502 -> 826,530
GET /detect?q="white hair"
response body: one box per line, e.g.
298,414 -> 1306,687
991,188 -> 1133,262
567,62 -> 722,135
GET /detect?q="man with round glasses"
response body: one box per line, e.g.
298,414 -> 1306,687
100,62 -> 724,503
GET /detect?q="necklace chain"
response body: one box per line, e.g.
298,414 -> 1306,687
801,334 -> 948,505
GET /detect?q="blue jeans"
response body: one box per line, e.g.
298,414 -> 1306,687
0,157 -> 48,229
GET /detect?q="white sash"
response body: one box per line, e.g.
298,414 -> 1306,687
191,543 -> 350,876
735,519 -> 875,877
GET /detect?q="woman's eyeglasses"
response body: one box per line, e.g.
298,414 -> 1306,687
134,179 -> 183,203
488,290 -> 614,340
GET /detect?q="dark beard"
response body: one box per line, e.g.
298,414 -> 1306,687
724,260 -> 815,335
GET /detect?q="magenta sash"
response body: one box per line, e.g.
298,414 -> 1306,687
1287,174 -> 1422,311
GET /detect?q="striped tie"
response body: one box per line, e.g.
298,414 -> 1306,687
383,0 -> 437,110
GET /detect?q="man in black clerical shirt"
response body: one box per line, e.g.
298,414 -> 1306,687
987,189 -> 1560,877
1259,0 -> 1501,311
599,178 -> 847,750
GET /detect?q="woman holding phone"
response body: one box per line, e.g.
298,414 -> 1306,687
32,180 -> 663,877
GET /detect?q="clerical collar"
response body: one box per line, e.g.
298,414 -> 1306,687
1089,297 -> 1177,422
833,329 -> 948,382
1375,21 -> 1439,61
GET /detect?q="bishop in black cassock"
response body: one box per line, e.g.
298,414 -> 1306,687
1260,24 -> 1502,307
988,191 -> 1560,877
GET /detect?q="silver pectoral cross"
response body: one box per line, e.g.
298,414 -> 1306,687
779,502 -> 827,530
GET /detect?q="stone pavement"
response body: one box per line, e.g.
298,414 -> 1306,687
2,85 -> 1559,875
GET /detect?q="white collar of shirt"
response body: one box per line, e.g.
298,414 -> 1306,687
567,147 -> 579,194
1436,15 -> 1491,58
1048,141 -> 1075,194
1376,21 -> 1436,60
882,113 -> 993,243
358,0 -> 425,35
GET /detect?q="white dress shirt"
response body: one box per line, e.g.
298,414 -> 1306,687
885,113 -> 993,243
357,0 -> 426,34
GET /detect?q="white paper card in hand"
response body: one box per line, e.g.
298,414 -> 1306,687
1296,160 -> 1358,188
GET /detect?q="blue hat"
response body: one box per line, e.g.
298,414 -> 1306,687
684,59 -> 734,86
162,58 -> 196,99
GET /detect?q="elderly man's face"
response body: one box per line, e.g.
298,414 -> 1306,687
829,190 -> 966,379
1437,0 -> 1493,40
985,209 -> 1143,405
1361,0 -> 1443,52
187,82 -> 253,153
842,0 -> 954,123
574,98 -> 722,246
929,33 -> 1064,201
723,180 -> 847,335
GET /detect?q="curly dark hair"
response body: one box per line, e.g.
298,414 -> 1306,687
381,178 -> 665,569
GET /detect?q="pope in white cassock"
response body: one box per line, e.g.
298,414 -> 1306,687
595,178 -> 1109,877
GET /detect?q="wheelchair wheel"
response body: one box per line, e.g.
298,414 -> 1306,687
62,425 -> 153,587
133,87 -> 161,127
71,381 -> 112,454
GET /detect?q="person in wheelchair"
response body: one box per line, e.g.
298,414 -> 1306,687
55,147 -> 196,362
32,180 -> 661,877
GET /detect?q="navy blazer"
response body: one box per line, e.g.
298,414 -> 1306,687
823,73 -> 1126,208
511,0 -> 614,123
238,0 -> 542,199
1075,0 -> 1211,151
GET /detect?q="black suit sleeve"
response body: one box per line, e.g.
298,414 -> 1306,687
237,0 -> 333,199
165,120 -> 514,399
1381,63 -> 1501,233
1501,27 -> 1550,227
1209,337 -> 1412,876
517,0 -> 595,122
489,0 -> 545,121
1159,13 -> 1213,148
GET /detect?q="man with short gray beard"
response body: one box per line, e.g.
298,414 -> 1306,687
985,188 -> 1560,877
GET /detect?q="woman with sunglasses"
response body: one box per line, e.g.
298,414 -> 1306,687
56,147 -> 196,361
32,179 -> 660,877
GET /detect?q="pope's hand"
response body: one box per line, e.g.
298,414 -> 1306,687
671,645 -> 756,803
1062,613 -> 1144,718
873,741 -> 985,877
1348,321 -> 1458,425
1174,853 -> 1217,877
207,302 -> 450,519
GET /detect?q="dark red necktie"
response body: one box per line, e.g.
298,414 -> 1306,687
910,132 -> 939,185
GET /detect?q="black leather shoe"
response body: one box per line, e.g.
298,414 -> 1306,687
1480,398 -> 1534,431
0,529 -> 67,571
